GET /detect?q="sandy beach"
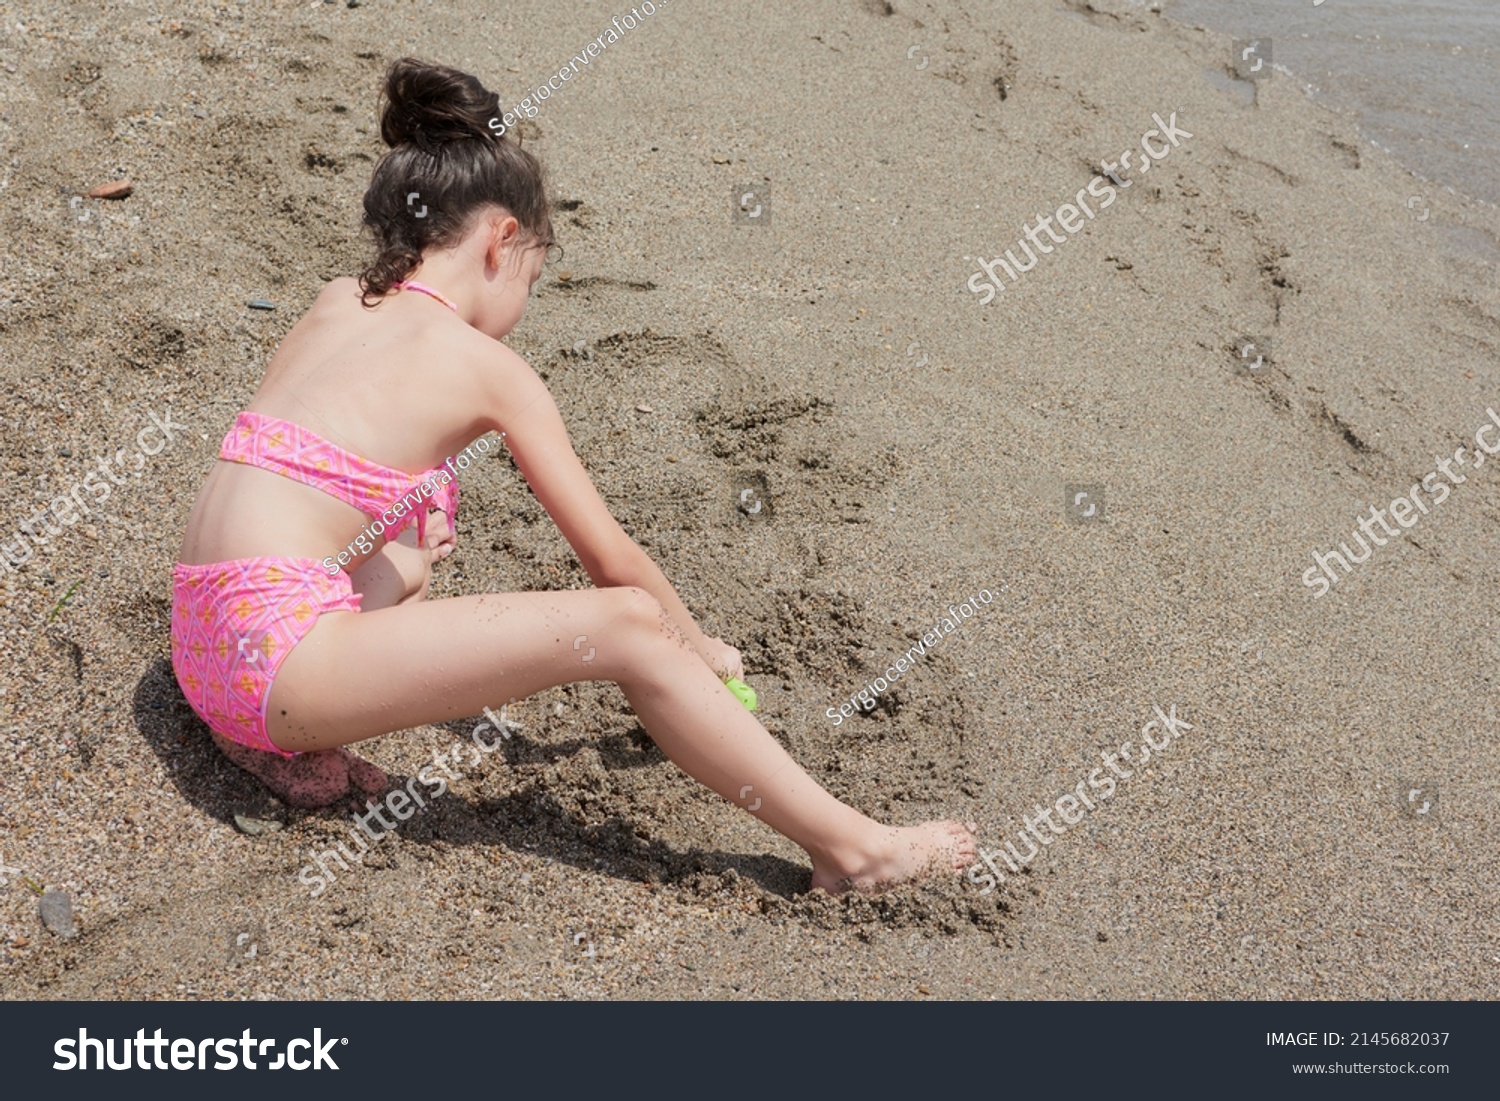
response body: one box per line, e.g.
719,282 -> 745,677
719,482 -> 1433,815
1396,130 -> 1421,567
1,0 -> 1497,1000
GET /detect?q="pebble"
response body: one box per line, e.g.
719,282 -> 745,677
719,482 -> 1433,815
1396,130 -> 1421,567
86,179 -> 134,200
39,890 -> 79,938
233,814 -> 282,835
247,299 -> 276,310
636,404 -> 654,413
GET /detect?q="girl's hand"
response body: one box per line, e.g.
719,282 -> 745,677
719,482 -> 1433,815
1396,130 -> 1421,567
701,637 -> 744,682
423,508 -> 457,562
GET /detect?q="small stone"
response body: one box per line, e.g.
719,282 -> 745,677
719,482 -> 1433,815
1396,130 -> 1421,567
59,447 -> 71,458
666,455 -> 677,462
233,814 -> 282,836
86,179 -> 133,200
556,270 -> 573,282
712,155 -> 731,164
193,108 -> 207,118
247,299 -> 276,310
39,890 -> 79,938
635,404 -> 654,413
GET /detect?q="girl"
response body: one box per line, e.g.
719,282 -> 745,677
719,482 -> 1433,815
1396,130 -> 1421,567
171,58 -> 975,894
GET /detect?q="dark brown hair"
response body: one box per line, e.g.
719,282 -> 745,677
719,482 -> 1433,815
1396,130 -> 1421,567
358,58 -> 557,305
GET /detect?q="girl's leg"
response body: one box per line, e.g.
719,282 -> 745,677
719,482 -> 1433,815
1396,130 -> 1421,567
268,585 -> 976,892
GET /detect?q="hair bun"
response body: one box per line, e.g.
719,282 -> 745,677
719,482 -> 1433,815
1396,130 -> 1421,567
379,57 -> 500,151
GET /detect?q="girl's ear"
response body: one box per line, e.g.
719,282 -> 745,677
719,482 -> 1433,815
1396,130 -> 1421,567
485,212 -> 523,273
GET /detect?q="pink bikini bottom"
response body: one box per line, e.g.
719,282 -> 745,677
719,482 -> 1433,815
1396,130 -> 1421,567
170,557 -> 363,757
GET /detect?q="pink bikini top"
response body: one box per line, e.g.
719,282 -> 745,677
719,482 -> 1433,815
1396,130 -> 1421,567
218,410 -> 460,547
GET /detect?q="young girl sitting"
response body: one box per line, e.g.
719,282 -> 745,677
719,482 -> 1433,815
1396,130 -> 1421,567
170,57 -> 975,894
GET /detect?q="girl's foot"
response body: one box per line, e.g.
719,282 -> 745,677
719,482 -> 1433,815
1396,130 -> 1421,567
210,730 -> 389,809
809,819 -> 979,895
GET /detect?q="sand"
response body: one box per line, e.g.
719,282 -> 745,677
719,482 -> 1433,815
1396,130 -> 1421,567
1,0 -> 1497,1000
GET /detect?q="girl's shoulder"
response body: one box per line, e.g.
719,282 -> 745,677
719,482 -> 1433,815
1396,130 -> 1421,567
318,276 -> 365,302
447,319 -> 534,376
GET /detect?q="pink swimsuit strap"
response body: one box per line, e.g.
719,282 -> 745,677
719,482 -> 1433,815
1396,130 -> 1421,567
218,411 -> 459,545
395,280 -> 460,312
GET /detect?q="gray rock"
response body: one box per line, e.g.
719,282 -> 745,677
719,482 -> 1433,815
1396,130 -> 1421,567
247,299 -> 276,310
39,890 -> 78,938
233,814 -> 283,836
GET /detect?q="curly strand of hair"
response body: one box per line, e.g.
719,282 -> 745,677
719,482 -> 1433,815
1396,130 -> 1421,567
358,243 -> 423,306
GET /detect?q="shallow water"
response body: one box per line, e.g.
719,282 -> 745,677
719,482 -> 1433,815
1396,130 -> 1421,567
1160,0 -> 1500,205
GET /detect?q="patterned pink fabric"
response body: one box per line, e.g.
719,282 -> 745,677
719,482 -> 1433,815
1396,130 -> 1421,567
171,557 -> 362,756
219,411 -> 459,547
171,411 -> 463,755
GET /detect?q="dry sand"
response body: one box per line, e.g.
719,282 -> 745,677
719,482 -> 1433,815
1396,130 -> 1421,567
1,0 -> 1497,1000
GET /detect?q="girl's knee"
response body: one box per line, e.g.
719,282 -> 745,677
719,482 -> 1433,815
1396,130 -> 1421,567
606,587 -> 689,667
612,586 -> 667,633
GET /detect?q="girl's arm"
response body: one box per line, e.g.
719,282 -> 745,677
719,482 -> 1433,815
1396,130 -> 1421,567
485,353 -> 740,676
